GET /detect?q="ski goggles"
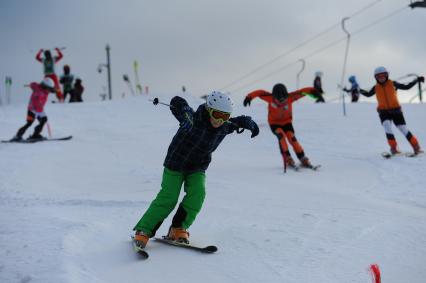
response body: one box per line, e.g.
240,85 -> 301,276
206,106 -> 231,123
375,72 -> 388,80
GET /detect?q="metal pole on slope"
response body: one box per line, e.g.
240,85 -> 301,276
339,17 -> 351,116
296,59 -> 306,89
97,45 -> 113,101
7,77 -> 12,105
106,44 -> 112,100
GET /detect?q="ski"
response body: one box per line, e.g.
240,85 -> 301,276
285,164 -> 300,172
284,164 -> 320,173
131,236 -> 149,259
154,236 -> 218,254
381,151 -> 422,159
405,152 -> 423,158
2,136 -> 72,143
382,151 -> 400,159
300,164 -> 321,171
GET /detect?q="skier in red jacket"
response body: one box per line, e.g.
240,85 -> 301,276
36,48 -> 64,102
10,78 -> 56,141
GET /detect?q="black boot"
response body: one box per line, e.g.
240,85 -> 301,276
27,133 -> 45,141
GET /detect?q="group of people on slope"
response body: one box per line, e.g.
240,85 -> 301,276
9,48 -> 84,142
132,66 -> 424,250
36,48 -> 84,103
313,70 -> 366,103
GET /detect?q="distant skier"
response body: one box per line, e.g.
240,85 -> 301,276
133,91 -> 259,249
10,78 -> 56,141
36,48 -> 64,102
70,78 -> 84,102
243,83 -> 320,170
360,66 -> 424,155
343,75 -> 360,103
313,71 -> 325,103
59,65 -> 74,102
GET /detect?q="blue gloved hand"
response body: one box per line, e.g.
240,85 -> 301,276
231,116 -> 259,138
247,119 -> 260,138
180,106 -> 193,130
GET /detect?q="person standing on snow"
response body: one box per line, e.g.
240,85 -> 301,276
59,65 -> 74,102
36,48 -> 64,102
360,66 -> 424,155
133,91 -> 259,248
343,75 -> 361,103
313,71 -> 325,103
9,78 -> 56,141
70,78 -> 84,102
243,83 -> 320,171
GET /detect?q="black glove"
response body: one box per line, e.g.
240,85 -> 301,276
418,76 -> 425,83
231,116 -> 259,138
243,96 -> 251,107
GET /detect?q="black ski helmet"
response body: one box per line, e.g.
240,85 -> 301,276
272,83 -> 289,102
63,64 -> 70,74
44,50 -> 52,59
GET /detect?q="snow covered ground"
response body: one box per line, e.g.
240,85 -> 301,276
1,95 -> 425,283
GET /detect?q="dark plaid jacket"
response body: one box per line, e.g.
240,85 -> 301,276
163,96 -> 239,173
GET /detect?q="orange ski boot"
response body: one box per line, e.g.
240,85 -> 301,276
134,230 -> 149,249
167,227 -> 190,244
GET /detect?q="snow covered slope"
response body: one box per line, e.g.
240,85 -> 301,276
1,96 -> 425,283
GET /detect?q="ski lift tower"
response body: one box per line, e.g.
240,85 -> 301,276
97,44 -> 112,100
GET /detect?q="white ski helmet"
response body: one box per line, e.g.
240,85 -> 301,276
315,71 -> 323,78
206,91 -> 233,113
41,77 -> 55,89
374,66 -> 388,76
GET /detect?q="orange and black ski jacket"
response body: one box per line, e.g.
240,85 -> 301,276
360,79 -> 417,110
247,87 -> 317,125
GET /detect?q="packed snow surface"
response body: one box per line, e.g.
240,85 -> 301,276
1,95 -> 425,283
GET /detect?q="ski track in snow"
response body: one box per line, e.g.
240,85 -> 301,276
1,97 -> 426,283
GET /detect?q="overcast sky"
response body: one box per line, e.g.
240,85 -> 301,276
0,0 -> 424,104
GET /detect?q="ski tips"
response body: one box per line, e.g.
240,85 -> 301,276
131,236 -> 149,259
204,245 -> 218,253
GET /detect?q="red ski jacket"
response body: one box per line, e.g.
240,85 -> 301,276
28,82 -> 50,113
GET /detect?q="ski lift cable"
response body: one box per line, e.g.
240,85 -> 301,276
228,4 -> 408,94
219,0 -> 384,91
351,5 -> 408,36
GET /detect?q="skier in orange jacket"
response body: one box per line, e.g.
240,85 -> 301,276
244,83 -> 321,171
360,66 -> 424,155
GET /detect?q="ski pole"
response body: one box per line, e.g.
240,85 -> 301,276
150,97 -> 173,107
46,122 -> 52,138
149,98 -> 244,134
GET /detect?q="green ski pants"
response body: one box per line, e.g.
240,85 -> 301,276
133,168 -> 206,236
